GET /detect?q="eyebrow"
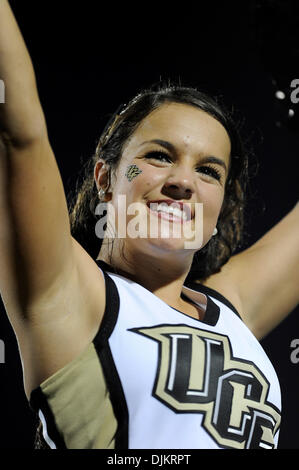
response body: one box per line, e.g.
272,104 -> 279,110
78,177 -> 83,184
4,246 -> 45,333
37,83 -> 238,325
140,139 -> 228,173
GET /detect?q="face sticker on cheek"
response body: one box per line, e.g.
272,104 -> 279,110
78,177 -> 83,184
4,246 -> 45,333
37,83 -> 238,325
125,164 -> 142,182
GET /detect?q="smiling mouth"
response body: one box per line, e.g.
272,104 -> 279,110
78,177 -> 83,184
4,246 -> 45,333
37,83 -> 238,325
146,201 -> 193,223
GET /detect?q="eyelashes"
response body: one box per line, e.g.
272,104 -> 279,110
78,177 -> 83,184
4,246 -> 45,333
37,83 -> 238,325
143,151 -> 170,162
143,150 -> 223,182
199,165 -> 222,181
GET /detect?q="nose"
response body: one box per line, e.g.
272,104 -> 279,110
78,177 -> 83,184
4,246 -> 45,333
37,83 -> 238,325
161,163 -> 196,200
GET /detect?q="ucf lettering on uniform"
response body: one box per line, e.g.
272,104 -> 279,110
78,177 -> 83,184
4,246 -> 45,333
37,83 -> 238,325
132,325 -> 280,449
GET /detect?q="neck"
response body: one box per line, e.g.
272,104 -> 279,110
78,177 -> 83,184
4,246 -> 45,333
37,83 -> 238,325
97,239 -> 195,307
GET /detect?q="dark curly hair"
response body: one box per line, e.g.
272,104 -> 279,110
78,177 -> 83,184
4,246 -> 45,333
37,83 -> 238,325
68,82 -> 250,283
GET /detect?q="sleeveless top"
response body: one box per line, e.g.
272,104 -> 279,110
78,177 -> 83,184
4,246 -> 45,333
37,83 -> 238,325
29,260 -> 281,449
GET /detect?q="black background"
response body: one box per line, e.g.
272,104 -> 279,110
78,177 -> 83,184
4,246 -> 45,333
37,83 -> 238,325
0,0 -> 298,449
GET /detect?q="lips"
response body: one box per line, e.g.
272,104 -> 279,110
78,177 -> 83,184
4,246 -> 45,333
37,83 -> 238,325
146,199 -> 193,221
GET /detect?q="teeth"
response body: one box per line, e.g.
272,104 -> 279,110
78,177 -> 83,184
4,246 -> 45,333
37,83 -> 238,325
150,203 -> 187,221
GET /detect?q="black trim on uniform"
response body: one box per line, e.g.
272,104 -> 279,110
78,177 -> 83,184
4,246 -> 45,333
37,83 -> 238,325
173,292 -> 220,326
96,260 -> 221,326
94,260 -> 129,449
96,342 -> 129,449
204,296 -> 221,326
185,281 -> 242,320
29,387 -> 67,449
96,260 -> 117,274
94,267 -> 121,344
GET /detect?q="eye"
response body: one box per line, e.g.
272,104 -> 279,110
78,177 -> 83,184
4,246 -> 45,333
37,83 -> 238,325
143,152 -> 223,182
197,165 -> 222,181
143,151 -> 171,163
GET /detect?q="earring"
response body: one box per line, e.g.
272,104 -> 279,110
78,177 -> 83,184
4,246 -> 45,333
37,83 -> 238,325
98,188 -> 106,200
213,227 -> 218,236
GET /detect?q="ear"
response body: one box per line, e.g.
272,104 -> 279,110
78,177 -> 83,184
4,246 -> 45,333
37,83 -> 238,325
94,159 -> 112,196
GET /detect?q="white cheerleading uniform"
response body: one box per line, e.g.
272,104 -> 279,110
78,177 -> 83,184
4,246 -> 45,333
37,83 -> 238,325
29,260 -> 281,449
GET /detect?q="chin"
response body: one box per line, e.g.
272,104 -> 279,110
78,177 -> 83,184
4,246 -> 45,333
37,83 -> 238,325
139,235 -> 196,255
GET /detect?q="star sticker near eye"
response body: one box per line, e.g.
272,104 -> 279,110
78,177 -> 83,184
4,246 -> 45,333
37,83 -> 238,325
125,164 -> 143,182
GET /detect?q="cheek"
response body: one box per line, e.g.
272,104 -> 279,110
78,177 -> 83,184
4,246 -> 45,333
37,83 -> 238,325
199,184 -> 225,220
124,162 -> 165,196
112,162 -> 151,203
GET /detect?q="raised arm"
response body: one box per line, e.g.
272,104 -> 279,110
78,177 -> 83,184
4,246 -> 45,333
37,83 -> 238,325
204,202 -> 299,339
0,1 -> 107,395
0,0 -> 46,144
0,0 -> 75,312
0,1 -> 103,328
